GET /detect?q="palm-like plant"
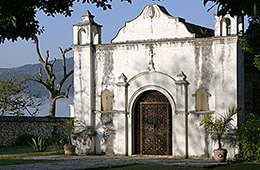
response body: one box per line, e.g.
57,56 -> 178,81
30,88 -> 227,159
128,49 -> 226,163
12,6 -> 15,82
28,136 -> 48,152
50,117 -> 75,145
200,106 -> 241,149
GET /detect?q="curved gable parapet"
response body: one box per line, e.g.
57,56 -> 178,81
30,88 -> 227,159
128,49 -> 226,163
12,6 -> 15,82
111,4 -> 201,43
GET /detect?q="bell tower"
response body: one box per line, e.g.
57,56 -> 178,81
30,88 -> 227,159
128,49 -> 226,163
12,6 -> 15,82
214,13 -> 244,36
73,10 -> 102,45
72,10 -> 102,155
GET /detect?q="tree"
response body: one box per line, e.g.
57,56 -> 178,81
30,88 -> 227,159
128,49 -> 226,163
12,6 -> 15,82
0,0 -> 132,43
33,36 -> 73,117
203,0 -> 259,17
240,16 -> 260,69
0,75 -> 42,116
203,0 -> 260,70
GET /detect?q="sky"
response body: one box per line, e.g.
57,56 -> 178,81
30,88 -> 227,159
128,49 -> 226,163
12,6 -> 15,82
0,0 -> 227,68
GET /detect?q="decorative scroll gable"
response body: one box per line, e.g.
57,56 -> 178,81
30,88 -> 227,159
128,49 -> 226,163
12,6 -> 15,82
111,4 -> 213,43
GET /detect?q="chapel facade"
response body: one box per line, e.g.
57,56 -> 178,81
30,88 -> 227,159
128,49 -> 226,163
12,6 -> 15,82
70,4 -> 245,159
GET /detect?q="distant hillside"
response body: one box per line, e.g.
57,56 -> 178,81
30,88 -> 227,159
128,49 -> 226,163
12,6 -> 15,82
0,58 -> 73,98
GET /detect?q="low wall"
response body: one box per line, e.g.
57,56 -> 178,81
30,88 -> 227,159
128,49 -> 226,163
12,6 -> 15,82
0,116 -> 70,146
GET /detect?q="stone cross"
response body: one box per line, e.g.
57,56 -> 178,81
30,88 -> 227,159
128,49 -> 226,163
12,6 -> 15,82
147,47 -> 156,71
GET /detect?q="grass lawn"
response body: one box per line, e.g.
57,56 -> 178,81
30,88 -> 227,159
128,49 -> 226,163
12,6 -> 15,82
101,163 -> 260,170
0,146 -> 34,155
0,145 -> 63,159
213,163 -> 260,170
101,164 -> 203,170
0,146 -> 63,166
0,159 -> 58,166
0,150 -> 63,159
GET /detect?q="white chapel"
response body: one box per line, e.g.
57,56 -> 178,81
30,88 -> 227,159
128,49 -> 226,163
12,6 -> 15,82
70,4 -> 245,159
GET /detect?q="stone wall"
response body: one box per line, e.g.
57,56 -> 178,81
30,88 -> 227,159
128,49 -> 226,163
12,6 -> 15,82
0,116 -> 70,146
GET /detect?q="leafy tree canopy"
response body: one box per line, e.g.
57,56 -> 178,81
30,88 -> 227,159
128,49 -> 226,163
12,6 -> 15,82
0,0 -> 132,43
240,17 -> 260,69
203,0 -> 260,17
0,74 -> 42,116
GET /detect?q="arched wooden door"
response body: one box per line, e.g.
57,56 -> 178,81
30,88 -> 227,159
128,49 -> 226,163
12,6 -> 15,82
133,90 -> 172,155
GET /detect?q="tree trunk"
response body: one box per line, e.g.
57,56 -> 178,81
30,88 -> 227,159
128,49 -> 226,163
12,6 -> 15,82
218,138 -> 222,149
49,94 -> 56,117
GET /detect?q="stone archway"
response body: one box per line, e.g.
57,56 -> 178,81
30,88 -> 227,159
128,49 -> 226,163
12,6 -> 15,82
133,90 -> 172,155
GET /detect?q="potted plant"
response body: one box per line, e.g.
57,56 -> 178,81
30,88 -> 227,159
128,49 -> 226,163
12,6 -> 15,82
200,106 -> 240,162
50,117 -> 76,155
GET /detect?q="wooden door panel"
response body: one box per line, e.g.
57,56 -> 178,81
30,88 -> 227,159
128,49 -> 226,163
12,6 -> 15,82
133,90 -> 172,155
140,102 -> 169,155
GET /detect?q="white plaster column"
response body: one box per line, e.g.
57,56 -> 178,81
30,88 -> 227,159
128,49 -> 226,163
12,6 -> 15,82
175,72 -> 190,158
116,73 -> 129,155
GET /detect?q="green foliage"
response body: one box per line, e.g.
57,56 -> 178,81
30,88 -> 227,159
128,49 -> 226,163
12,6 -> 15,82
200,106 -> 240,149
28,136 -> 48,152
254,55 -> 260,69
0,74 -> 42,116
16,134 -> 37,146
203,0 -> 260,17
47,136 -> 68,151
200,29 -> 208,35
239,113 -> 260,161
240,16 -> 260,70
49,118 -> 75,145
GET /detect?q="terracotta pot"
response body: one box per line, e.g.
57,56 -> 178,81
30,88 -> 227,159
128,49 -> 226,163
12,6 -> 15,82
64,144 -> 76,155
213,149 -> 228,162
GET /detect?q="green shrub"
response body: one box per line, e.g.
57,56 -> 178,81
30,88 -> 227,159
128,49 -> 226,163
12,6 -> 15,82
49,118 -> 75,145
200,106 -> 240,149
16,133 -> 37,146
47,136 -> 67,151
28,136 -> 48,152
239,113 -> 260,161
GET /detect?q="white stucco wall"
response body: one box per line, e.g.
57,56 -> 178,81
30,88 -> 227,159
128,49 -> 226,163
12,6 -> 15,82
73,46 -> 92,125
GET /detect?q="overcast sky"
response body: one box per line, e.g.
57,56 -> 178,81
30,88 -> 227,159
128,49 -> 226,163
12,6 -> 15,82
0,0 -> 246,68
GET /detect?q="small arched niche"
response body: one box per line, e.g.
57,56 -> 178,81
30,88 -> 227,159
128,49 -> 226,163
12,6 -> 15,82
238,16 -> 244,36
77,28 -> 86,45
93,29 -> 100,45
101,90 -> 111,111
195,89 -> 210,111
221,18 -> 231,36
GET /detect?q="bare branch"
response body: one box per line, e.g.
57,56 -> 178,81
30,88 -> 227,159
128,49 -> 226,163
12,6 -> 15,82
59,47 -> 72,77
58,69 -> 74,91
54,85 -> 71,100
59,47 -> 63,54
51,58 -> 56,65
45,50 -> 50,64
33,78 -> 51,91
50,75 -> 55,83
33,36 -> 44,64
38,67 -> 43,80
34,37 -> 52,81
64,47 -> 72,54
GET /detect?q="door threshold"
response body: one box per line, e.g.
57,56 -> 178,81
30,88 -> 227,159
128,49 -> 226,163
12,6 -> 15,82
130,154 -> 174,158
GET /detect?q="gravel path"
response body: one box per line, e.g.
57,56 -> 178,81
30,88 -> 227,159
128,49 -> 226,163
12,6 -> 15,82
0,155 -> 228,170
